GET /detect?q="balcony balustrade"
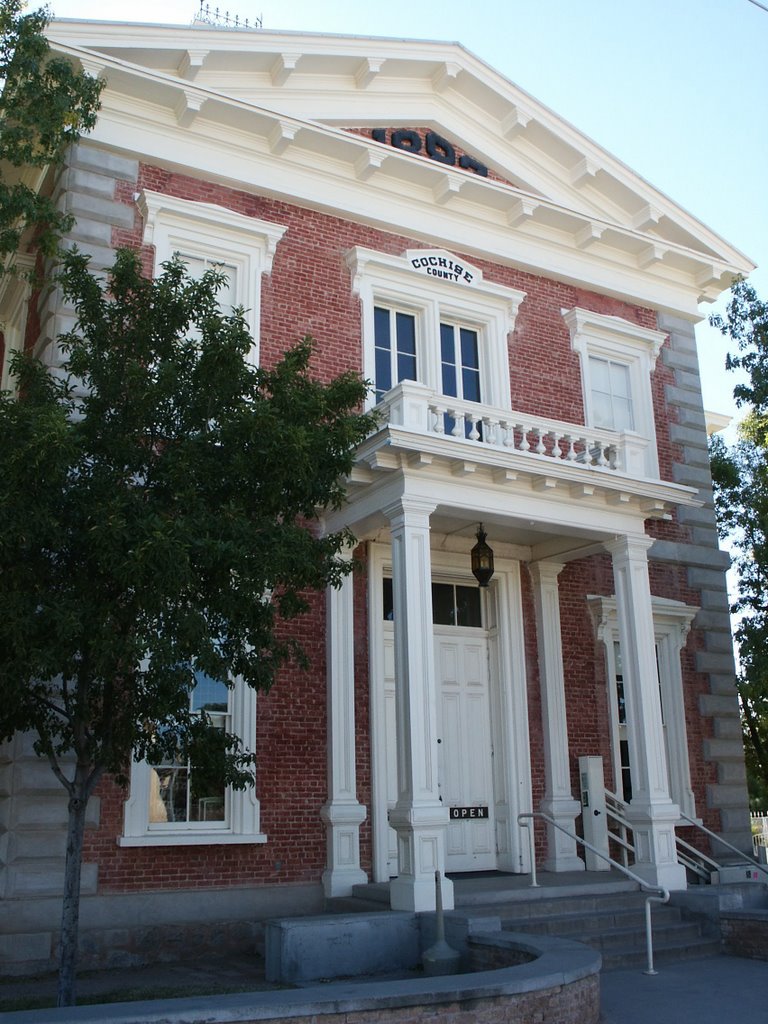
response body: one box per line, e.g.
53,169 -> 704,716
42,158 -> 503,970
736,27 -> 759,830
376,381 -> 650,479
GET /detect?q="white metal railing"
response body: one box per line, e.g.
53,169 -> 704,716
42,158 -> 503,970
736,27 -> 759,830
604,791 -> 768,883
604,790 -> 633,869
378,381 -> 651,477
518,811 -> 669,976
751,812 -> 768,860
678,811 -> 768,881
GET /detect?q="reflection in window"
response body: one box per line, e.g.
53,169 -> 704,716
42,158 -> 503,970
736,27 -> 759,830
149,670 -> 230,827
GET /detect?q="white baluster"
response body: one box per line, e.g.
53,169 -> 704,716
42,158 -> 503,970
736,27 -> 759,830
565,435 -> 578,461
535,429 -> 547,455
501,421 -> 515,448
468,415 -> 480,441
451,411 -> 464,438
519,424 -> 531,452
432,404 -> 445,435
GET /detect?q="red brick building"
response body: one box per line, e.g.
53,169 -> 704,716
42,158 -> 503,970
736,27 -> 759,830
0,19 -> 754,971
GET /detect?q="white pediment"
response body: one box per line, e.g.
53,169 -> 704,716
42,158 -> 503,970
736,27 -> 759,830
45,20 -> 754,314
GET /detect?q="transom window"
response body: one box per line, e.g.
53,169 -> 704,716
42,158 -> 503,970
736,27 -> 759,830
382,577 -> 482,628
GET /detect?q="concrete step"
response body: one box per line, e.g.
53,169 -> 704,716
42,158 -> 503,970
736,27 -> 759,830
600,935 -> 721,970
500,903 -> 683,936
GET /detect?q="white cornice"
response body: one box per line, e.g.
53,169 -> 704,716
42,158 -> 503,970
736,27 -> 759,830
44,32 -> 754,316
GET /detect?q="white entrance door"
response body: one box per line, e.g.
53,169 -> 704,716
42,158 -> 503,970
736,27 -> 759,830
435,628 -> 496,872
381,625 -> 496,875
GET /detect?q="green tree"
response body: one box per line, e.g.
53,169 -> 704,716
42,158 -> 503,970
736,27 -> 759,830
0,1 -> 103,272
709,278 -> 768,811
0,248 -> 375,1005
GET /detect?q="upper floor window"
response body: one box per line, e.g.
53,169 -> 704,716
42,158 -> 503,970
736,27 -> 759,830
138,190 -> 287,367
347,247 -> 525,413
589,355 -> 634,432
564,307 -> 665,477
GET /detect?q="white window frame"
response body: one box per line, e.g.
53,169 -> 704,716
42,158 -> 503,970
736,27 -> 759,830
120,676 -> 266,847
0,254 -> 34,391
563,307 -> 665,478
138,190 -> 287,367
588,594 -> 698,820
347,247 -> 525,412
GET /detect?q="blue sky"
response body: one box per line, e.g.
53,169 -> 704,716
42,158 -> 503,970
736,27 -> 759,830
49,0 -> 768,424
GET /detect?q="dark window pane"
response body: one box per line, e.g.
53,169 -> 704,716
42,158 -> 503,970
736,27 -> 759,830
455,586 -> 482,627
191,670 -> 229,713
460,328 -> 479,369
397,351 -> 417,381
431,582 -> 455,625
440,322 -> 455,363
374,306 -> 391,347
462,367 -> 481,403
395,312 -> 416,355
442,364 -> 457,397
375,345 -> 392,396
382,577 -> 394,620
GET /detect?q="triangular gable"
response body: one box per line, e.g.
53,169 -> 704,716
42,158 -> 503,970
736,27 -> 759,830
44,20 -> 754,314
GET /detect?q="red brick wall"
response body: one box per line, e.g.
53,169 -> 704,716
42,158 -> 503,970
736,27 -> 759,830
80,161 -> 710,891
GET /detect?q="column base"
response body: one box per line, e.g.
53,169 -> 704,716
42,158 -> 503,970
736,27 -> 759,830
540,797 -> 586,873
626,800 -> 687,892
390,871 -> 454,912
389,802 -> 453,912
320,800 -> 368,899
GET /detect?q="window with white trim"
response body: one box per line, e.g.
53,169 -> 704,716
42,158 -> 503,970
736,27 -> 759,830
121,673 -> 264,847
138,190 -> 287,367
588,594 -> 697,820
564,307 -> 665,477
347,247 -> 525,413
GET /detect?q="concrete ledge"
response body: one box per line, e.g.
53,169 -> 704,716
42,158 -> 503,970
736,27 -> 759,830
2,933 -> 601,1024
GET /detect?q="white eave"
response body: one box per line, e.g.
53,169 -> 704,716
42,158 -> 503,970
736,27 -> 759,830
46,23 -> 755,317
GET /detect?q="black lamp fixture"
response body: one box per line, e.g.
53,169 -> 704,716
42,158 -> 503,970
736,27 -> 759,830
471,523 -> 495,587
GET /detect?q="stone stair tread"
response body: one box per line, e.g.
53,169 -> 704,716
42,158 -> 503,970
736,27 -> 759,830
601,936 -> 721,969
500,905 -> 681,931
576,921 -> 703,950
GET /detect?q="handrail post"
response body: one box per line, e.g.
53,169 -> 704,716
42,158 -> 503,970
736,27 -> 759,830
643,898 -> 657,976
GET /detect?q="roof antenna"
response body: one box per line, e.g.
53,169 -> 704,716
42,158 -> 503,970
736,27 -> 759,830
193,4 -> 263,29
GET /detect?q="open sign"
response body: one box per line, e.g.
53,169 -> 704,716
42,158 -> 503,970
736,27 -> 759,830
449,806 -> 489,819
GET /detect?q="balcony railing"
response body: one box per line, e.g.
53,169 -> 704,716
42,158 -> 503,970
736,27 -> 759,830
377,381 -> 650,478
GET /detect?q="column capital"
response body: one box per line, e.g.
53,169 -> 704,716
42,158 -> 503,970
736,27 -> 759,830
528,560 -> 566,585
382,496 -> 437,529
603,534 -> 654,560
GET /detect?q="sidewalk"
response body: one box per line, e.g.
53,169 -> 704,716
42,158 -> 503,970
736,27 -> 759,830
600,954 -> 768,1023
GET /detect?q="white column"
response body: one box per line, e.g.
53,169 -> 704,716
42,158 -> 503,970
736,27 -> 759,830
529,561 -> 584,873
384,497 -> 453,912
606,535 -> 686,890
321,548 -> 367,897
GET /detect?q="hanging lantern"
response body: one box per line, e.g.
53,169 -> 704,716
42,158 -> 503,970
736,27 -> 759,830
471,523 -> 494,587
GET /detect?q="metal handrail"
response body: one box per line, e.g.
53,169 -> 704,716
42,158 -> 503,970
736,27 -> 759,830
518,811 -> 669,976
679,811 -> 768,880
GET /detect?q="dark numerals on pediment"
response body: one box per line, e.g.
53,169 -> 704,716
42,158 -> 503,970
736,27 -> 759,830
370,128 -> 488,177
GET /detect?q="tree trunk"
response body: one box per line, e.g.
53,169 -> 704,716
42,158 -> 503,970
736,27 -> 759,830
56,785 -> 88,1007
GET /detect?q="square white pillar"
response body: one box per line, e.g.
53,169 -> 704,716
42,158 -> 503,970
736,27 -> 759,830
606,535 -> 686,891
529,561 -> 584,873
321,549 -> 368,897
384,497 -> 453,912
